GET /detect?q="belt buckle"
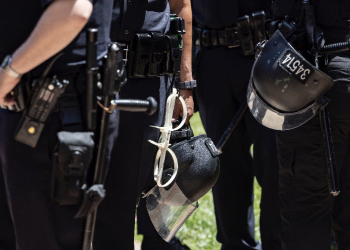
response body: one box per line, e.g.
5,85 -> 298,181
225,27 -> 240,48
117,43 -> 129,66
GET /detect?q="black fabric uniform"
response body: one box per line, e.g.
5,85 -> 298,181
93,1 -> 172,249
271,0 -> 350,249
0,164 -> 15,250
0,1 -> 116,249
191,0 -> 282,249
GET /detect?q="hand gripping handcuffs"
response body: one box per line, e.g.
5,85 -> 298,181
148,88 -> 187,188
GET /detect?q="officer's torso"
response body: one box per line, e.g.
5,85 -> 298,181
110,0 -> 170,42
271,0 -> 350,43
0,0 -> 113,77
192,0 -> 271,29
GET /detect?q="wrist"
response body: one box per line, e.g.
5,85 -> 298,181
1,55 -> 23,79
179,73 -> 193,82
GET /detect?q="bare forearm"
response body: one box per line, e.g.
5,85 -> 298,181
170,0 -> 193,82
11,0 -> 93,74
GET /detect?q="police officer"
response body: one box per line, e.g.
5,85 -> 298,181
93,0 -> 194,249
0,0 -> 116,249
269,0 -> 350,249
191,1 -> 282,249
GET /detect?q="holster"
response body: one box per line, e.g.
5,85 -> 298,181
128,33 -> 182,77
0,73 -> 31,112
51,131 -> 94,205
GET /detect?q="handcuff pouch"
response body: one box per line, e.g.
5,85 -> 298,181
162,35 -> 182,75
128,33 -> 152,77
51,131 -> 94,205
147,32 -> 165,77
236,15 -> 255,56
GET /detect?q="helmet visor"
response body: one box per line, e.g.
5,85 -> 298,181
145,183 -> 198,242
247,78 -> 326,131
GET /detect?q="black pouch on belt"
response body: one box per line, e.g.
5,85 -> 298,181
236,15 -> 255,56
128,33 -> 152,77
162,35 -> 182,75
147,32 -> 165,77
51,131 -> 95,205
251,11 -> 266,46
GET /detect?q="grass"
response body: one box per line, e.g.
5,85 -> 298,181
135,112 -> 337,250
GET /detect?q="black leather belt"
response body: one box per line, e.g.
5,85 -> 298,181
193,26 -> 240,48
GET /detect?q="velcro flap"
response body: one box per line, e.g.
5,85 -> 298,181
57,131 -> 95,176
168,35 -> 181,61
150,32 -> 165,65
135,33 -> 152,65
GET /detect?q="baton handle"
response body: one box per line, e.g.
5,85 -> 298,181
85,28 -> 99,130
112,97 -> 158,115
320,108 -> 340,196
216,102 -> 248,154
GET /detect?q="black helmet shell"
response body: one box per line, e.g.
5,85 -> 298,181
253,30 -> 334,112
163,134 -> 220,203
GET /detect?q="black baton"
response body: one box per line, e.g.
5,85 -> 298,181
216,102 -> 248,154
85,28 -> 99,130
319,107 -> 340,196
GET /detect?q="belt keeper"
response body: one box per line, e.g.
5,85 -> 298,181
211,30 -> 219,46
201,29 -> 211,47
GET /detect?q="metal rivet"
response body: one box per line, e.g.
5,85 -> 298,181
124,30 -> 129,35
313,80 -> 318,85
191,145 -> 195,149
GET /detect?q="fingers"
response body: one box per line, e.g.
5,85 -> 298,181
185,106 -> 194,125
172,99 -> 182,122
172,90 -> 194,125
0,96 -> 15,106
179,90 -> 194,125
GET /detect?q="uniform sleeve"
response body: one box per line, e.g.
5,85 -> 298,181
41,0 -> 93,9
41,0 -> 55,8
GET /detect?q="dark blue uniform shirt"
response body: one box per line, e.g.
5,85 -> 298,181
192,0 -> 271,29
110,0 -> 170,42
0,0 -> 113,77
271,0 -> 350,43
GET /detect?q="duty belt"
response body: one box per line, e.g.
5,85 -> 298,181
193,26 -> 240,48
116,32 -> 182,78
193,11 -> 266,56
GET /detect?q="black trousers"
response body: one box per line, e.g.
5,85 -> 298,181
0,93 -> 119,250
0,163 -> 15,250
93,76 -> 171,250
194,47 -> 281,250
276,53 -> 350,250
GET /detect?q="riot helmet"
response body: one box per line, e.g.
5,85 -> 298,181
143,134 -> 220,242
247,30 -> 334,130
